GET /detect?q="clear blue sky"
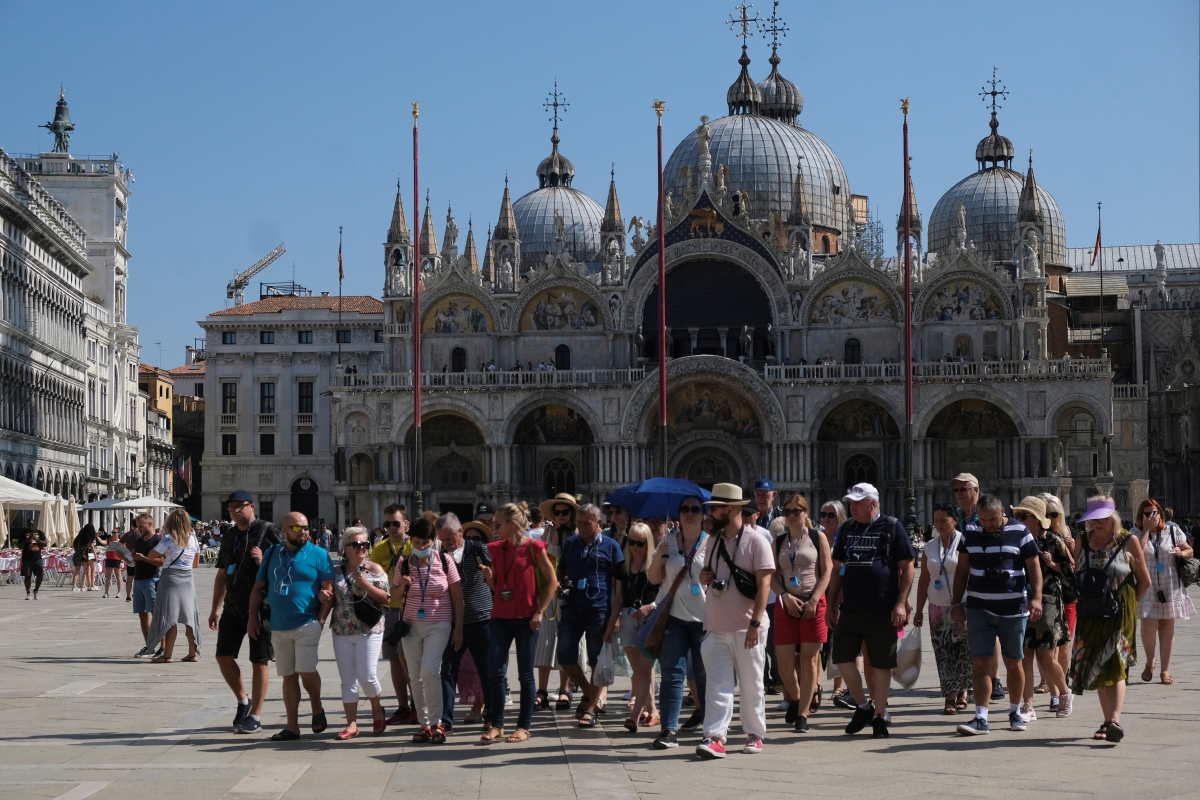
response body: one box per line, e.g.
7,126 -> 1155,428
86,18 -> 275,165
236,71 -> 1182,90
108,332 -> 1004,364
3,0 -> 1197,368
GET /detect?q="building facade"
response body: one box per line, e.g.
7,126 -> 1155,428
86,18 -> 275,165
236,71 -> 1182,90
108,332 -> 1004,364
197,294 -> 385,524
170,355 -> 206,519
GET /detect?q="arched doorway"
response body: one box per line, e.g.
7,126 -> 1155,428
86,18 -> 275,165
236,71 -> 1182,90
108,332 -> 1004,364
927,399 -> 1021,501
451,347 -> 467,373
290,476 -> 320,526
512,404 -> 593,496
641,259 -> 773,363
407,413 -> 487,510
843,453 -> 878,487
555,344 -> 571,371
675,447 -> 741,490
844,338 -> 862,365
815,398 -> 900,503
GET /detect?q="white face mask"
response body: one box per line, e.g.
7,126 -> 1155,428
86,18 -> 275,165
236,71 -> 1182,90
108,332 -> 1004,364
411,546 -> 433,558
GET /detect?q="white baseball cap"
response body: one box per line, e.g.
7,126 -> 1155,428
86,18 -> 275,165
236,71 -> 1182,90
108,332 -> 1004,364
844,483 -> 880,503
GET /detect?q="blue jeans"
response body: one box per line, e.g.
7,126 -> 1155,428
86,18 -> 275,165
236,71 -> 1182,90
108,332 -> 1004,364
556,604 -> 607,668
658,616 -> 706,733
488,617 -> 539,731
440,619 -> 493,728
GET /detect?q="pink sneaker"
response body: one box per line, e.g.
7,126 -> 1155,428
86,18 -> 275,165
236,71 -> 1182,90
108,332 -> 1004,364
742,734 -> 763,754
696,738 -> 726,759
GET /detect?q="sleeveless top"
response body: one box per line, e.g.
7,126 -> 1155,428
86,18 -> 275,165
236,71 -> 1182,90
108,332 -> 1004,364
488,538 -> 546,619
776,529 -> 821,595
1082,531 -> 1133,589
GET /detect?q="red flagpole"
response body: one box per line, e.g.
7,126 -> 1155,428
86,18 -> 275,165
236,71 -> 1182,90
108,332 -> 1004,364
902,99 -> 916,535
412,103 -> 424,515
655,101 -> 668,477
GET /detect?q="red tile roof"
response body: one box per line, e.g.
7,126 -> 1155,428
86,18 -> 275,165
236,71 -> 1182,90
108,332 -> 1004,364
209,295 -> 383,316
138,362 -> 173,380
168,363 -> 206,376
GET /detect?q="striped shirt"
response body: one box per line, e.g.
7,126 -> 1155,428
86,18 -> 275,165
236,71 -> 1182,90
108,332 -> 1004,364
448,539 -> 493,625
398,552 -> 461,623
959,519 -> 1040,617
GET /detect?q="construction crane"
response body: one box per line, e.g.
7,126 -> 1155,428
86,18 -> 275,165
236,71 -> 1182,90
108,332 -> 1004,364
227,242 -> 287,305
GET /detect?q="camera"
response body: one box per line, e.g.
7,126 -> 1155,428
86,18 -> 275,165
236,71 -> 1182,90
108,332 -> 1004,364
711,579 -> 728,591
1157,590 -> 1168,604
558,584 -> 572,600
984,566 -> 1006,581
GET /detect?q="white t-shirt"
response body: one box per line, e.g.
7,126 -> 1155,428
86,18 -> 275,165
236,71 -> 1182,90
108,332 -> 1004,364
153,534 -> 199,571
922,532 -> 961,607
654,531 -> 710,623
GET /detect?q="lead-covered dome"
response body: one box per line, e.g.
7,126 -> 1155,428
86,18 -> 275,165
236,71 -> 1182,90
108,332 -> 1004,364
758,51 -> 803,124
664,114 -> 851,232
513,186 -> 604,272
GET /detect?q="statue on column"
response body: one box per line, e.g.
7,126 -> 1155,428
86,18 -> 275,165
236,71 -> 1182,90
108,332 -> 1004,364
953,201 -> 967,250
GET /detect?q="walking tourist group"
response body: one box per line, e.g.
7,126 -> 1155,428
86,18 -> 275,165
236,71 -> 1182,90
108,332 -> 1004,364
23,472 -> 1195,758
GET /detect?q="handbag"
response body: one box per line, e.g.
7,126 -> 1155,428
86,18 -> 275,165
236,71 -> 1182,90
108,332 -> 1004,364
713,531 -> 758,599
1169,526 -> 1200,587
636,533 -> 706,658
342,564 -> 384,628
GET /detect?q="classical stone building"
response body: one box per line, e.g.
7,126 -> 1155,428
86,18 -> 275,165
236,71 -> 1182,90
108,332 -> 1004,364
315,27 -> 1184,530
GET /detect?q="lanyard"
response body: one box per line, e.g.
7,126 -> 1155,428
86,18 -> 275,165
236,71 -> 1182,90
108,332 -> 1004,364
677,531 -> 706,576
276,545 -> 300,592
414,557 -> 432,606
784,530 -> 806,572
937,533 -> 959,583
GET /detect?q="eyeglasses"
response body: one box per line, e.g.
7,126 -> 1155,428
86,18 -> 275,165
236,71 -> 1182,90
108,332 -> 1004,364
679,505 -> 703,514
819,512 -> 839,519
346,542 -> 369,551
287,525 -> 310,532
629,540 -> 647,548
227,502 -> 251,511
1013,512 -> 1030,521
553,507 -> 573,517
1047,512 -> 1060,518
783,508 -> 805,517
385,520 -> 405,528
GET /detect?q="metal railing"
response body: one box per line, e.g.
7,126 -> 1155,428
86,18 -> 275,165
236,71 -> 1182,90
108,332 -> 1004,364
334,368 -> 646,390
764,358 -> 1111,383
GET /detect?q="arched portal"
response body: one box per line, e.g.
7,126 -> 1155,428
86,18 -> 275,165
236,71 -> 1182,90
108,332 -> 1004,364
676,447 -> 741,490
406,413 -> 487,510
641,260 -> 773,363
290,476 -> 320,526
512,404 -> 593,498
926,399 -> 1021,497
814,399 -> 900,501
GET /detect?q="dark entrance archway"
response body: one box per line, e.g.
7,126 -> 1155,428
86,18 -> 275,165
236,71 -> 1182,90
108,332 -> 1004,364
674,447 -> 741,490
290,476 -> 319,525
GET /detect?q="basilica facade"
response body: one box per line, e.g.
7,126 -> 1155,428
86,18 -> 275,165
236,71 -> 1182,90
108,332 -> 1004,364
316,33 -> 1185,530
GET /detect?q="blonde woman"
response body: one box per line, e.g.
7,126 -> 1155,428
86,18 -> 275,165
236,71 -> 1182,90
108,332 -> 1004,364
1038,492 -> 1075,708
609,522 -> 661,732
1070,496 -> 1151,743
143,509 -> 202,663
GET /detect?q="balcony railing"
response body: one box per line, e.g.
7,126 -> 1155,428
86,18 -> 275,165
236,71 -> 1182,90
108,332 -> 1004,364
764,358 -> 1111,383
219,413 -> 238,426
334,368 -> 646,391
1112,384 -> 1148,399
257,413 -> 276,427
296,413 -> 315,426
384,323 -> 412,336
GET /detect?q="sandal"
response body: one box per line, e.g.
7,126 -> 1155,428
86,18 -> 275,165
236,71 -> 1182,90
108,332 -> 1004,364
623,717 -> 637,733
505,727 -> 531,743
1033,683 -> 1048,694
372,717 -> 386,735
464,711 -> 483,725
574,697 -> 593,720
431,724 -> 447,744
535,689 -> 550,711
578,711 -> 597,728
943,700 -> 959,715
182,655 -> 198,662
480,727 -> 504,743
810,685 -> 822,714
336,728 -> 359,740
1093,722 -> 1109,741
150,655 -> 173,663
271,729 -> 300,742
1161,672 -> 1174,685
594,703 -> 608,716
412,726 -> 432,743
311,710 -> 327,734
555,691 -> 571,711
1105,721 -> 1124,743
1141,665 -> 1154,682
955,693 -> 969,711
643,713 -> 660,728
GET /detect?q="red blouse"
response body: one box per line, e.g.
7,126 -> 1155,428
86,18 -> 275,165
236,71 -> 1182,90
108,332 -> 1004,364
487,538 -> 546,619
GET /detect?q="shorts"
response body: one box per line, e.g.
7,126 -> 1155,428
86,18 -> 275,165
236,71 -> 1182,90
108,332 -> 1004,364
556,605 -> 606,668
72,552 -> 85,567
966,607 -> 1027,661
774,595 -> 828,646
381,608 -> 405,659
216,612 -> 274,664
105,559 -> 123,571
21,559 -> 43,579
1063,600 -> 1077,639
132,578 -> 158,613
831,608 -> 900,669
272,620 -> 323,677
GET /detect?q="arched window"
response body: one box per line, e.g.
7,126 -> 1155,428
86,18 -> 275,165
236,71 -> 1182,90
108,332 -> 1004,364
391,248 -> 405,267
451,347 -> 466,373
290,477 -> 319,524
544,458 -> 576,497
843,454 -> 878,488
555,344 -> 571,371
844,338 -> 862,365
822,235 -> 831,254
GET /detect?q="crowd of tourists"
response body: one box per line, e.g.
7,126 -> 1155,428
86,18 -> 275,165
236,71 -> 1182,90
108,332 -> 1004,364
96,473 -> 1189,757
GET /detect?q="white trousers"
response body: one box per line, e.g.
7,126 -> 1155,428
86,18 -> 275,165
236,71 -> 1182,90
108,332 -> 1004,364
402,620 -> 453,727
331,631 -> 383,705
701,630 -> 767,742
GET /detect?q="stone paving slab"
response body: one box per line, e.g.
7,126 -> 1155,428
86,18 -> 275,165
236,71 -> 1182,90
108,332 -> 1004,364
2,569 -> 1199,799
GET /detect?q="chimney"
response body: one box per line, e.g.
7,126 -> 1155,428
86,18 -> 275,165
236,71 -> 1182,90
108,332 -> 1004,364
321,291 -> 330,296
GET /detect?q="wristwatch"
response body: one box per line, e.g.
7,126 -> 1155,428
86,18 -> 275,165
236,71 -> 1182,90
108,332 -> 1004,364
749,619 -> 761,628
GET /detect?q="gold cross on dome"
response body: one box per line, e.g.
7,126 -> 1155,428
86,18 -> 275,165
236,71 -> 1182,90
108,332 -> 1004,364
727,3 -> 761,46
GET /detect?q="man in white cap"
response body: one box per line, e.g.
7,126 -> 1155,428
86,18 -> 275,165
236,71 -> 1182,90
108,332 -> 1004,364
825,483 -> 916,739
952,472 -> 1005,701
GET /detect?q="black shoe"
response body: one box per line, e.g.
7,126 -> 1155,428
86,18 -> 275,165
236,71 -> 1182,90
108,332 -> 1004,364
652,731 -> 678,749
991,680 -> 1006,701
785,700 -> 800,724
154,647 -> 164,659
134,646 -> 149,658
871,716 -> 889,739
233,700 -> 250,730
845,702 -> 874,735
794,716 -> 810,733
765,685 -> 781,696
680,710 -> 704,731
833,690 -> 857,711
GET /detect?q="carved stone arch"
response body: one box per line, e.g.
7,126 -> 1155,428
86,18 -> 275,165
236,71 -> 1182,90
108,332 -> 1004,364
806,389 -> 904,443
625,240 -> 789,333
419,280 -> 501,331
915,388 -> 1028,439
915,269 -> 1014,322
394,398 -> 492,445
620,355 -> 786,442
336,403 -> 376,448
1045,392 -> 1112,437
668,430 -> 756,487
799,265 -> 904,327
508,275 -> 612,334
502,392 -> 604,444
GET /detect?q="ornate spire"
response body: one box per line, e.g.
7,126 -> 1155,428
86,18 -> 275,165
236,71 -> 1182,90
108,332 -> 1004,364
481,224 -> 495,283
537,82 -> 575,188
420,191 -> 439,258
757,1 -> 802,124
602,166 -> 623,232
462,218 -> 479,273
387,178 -> 410,243
442,202 -> 459,256
41,86 -> 75,154
1018,151 -> 1043,223
975,68 -> 1014,169
789,157 -> 809,224
726,4 -> 762,115
898,169 -> 921,233
494,176 -> 519,239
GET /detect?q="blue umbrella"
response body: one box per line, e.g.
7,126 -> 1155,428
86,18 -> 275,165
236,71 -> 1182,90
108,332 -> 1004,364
604,478 -> 711,520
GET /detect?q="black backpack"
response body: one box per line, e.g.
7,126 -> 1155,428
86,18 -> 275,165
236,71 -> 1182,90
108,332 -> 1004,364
1075,535 -> 1129,619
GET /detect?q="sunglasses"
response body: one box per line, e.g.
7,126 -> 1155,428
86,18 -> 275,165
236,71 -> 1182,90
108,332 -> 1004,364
385,521 -> 405,528
952,487 -> 975,494
346,542 -> 369,551
1013,512 -> 1030,521
629,540 -> 647,548
553,508 -> 573,517
287,525 -> 310,532
1048,512 -> 1060,518
679,505 -> 703,514
783,508 -> 806,517
819,512 -> 838,519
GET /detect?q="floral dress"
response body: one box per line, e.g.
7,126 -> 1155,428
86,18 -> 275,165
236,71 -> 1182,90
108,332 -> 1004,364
1024,531 -> 1074,651
1070,531 -> 1137,693
330,565 -> 390,638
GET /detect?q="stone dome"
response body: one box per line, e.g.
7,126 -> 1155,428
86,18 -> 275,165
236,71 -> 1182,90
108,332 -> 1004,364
513,186 -> 604,272
757,52 -> 803,124
663,113 -> 851,232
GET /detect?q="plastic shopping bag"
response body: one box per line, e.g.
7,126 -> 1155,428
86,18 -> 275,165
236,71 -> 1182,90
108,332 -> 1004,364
891,625 -> 922,690
593,643 -> 616,688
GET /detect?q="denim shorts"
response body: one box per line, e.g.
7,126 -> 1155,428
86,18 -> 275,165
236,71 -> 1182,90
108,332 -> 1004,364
966,607 -> 1027,661
556,605 -> 606,668
132,578 -> 158,614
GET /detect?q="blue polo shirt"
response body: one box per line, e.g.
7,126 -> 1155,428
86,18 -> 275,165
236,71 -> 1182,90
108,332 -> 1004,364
559,532 -> 624,616
256,540 -> 334,632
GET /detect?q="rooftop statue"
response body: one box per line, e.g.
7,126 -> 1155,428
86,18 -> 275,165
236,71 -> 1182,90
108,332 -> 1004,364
41,88 -> 74,154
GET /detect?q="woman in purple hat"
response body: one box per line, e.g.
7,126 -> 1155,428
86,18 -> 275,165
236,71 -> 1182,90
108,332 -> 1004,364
1069,495 -> 1151,743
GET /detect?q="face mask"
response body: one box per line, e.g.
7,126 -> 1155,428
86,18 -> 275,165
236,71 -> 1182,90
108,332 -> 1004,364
411,546 -> 433,558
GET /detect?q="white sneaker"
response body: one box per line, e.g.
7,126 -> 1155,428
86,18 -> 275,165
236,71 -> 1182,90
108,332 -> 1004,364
26,592 -> 31,600
1056,692 -> 1073,718
102,592 -> 109,598
1020,701 -> 1036,722
775,700 -> 791,711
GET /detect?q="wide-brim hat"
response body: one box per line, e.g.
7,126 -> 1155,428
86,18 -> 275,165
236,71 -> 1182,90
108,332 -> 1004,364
705,483 -> 750,506
461,520 -> 492,542
539,493 -> 580,521
1012,496 -> 1049,530
1080,497 -> 1118,522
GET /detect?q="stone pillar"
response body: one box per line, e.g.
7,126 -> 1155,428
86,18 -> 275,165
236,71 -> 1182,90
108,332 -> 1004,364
688,328 -> 699,355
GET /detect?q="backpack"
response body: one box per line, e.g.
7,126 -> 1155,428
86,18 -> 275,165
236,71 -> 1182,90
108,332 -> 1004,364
1075,534 -> 1129,619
